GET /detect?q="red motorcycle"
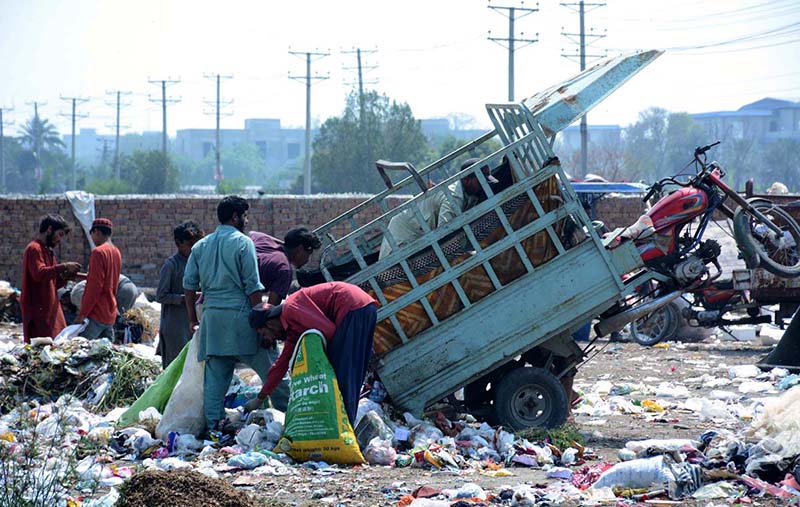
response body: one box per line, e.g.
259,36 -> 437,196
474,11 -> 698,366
597,142 -> 800,344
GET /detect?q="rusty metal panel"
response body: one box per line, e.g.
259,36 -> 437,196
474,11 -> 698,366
521,50 -> 663,137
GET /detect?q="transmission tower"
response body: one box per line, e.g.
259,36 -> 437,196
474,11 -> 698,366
59,95 -> 90,189
105,91 -> 132,179
488,1 -> 539,101
0,106 -> 14,192
148,78 -> 181,157
561,0 -> 607,177
203,74 -> 233,184
289,50 -> 329,195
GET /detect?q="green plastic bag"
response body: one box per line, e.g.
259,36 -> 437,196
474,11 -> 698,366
116,341 -> 189,427
275,330 -> 364,465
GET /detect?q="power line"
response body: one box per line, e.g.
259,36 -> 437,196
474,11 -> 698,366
203,73 -> 233,184
488,1 -> 539,102
561,0 -> 606,178
59,95 -> 90,189
289,50 -> 329,195
0,105 -> 14,192
148,77 -> 181,157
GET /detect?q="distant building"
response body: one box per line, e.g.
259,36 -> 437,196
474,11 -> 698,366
419,118 -> 486,143
62,129 -> 162,165
175,119 -> 308,169
691,98 -> 800,143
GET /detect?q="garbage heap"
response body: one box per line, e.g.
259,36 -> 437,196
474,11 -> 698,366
0,336 -> 161,415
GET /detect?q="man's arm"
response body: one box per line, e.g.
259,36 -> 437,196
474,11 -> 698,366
437,183 -> 464,227
240,236 -> 265,304
25,246 -> 78,282
79,251 -> 104,320
258,342 -> 292,400
184,289 -> 199,333
155,260 -> 183,306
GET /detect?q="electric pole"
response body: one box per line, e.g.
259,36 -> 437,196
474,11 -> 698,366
488,1 -> 539,102
561,0 -> 606,177
59,96 -> 90,189
342,47 -> 378,127
0,106 -> 14,192
25,101 -> 47,180
148,78 -> 181,157
203,74 -> 233,185
105,90 -> 131,179
289,50 -> 329,195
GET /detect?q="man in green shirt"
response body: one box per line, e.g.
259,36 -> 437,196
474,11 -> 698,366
183,196 -> 288,432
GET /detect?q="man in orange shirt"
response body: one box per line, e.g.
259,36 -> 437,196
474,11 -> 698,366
20,214 -> 82,343
80,218 -> 122,340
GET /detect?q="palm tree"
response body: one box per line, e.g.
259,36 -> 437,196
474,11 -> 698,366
20,115 -> 65,154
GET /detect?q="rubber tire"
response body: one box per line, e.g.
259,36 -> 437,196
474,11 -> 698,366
734,198 -> 800,278
493,367 -> 568,430
630,301 -> 679,346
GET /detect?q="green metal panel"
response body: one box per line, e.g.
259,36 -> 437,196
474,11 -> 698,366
376,240 -> 630,414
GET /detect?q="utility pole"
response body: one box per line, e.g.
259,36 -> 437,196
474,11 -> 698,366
0,106 -> 14,192
105,90 -> 131,179
561,0 -> 606,177
342,47 -> 378,127
25,101 -> 47,180
488,1 -> 539,102
203,74 -> 233,185
289,50 -> 329,195
59,96 -> 90,189
148,78 -> 181,157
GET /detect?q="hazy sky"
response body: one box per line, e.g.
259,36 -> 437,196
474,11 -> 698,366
1,0 -> 798,137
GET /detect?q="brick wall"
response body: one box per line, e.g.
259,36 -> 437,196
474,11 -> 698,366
0,193 -> 647,289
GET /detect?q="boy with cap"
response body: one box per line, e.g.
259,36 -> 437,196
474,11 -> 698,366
245,281 -> 377,426
79,218 -> 122,339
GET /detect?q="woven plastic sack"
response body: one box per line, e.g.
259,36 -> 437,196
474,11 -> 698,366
117,340 -> 189,427
156,331 -> 206,439
275,330 -> 364,465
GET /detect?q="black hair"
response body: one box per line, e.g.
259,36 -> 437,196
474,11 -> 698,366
284,227 -> 321,252
174,221 -> 204,244
39,214 -> 70,234
90,225 -> 112,237
217,195 -> 249,224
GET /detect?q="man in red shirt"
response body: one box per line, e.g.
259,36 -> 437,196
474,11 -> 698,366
80,218 -> 122,340
20,215 -> 82,343
246,281 -> 377,425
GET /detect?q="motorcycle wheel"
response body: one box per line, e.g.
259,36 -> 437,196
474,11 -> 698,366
734,198 -> 800,278
630,301 -> 680,346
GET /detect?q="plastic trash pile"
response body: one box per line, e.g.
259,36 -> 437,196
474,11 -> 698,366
0,336 -> 161,414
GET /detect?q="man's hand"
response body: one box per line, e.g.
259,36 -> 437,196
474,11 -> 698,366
63,262 -> 81,274
258,327 -> 275,349
189,320 -> 199,335
244,396 -> 265,413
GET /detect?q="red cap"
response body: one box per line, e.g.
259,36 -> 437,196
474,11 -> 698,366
92,218 -> 113,229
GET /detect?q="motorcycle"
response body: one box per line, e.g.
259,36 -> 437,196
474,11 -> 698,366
595,141 -> 800,343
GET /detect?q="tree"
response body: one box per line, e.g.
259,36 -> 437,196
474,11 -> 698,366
623,108 -> 706,183
12,115 -> 70,193
310,91 -> 430,193
761,139 -> 800,192
118,150 -> 179,194
19,116 -> 65,154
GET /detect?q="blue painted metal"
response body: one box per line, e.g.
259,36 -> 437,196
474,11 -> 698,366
572,182 -> 648,194
522,50 -> 663,137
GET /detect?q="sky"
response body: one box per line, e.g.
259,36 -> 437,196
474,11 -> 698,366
1,0 -> 799,138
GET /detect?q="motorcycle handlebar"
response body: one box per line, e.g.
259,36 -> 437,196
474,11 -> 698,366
694,141 -> 721,157
643,184 -> 658,203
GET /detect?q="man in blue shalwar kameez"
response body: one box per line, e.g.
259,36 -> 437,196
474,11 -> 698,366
183,195 -> 290,432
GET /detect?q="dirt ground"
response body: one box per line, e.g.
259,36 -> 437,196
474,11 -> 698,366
236,338 -> 790,507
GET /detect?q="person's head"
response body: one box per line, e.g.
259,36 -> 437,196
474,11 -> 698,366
460,158 -> 499,197
249,303 -> 286,346
38,214 -> 71,248
283,227 -> 322,268
89,218 -> 113,246
174,221 -> 205,257
217,195 -> 249,231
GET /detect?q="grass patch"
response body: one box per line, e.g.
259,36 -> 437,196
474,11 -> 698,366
515,423 -> 585,450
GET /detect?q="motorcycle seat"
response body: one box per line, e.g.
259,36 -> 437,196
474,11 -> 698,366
604,215 -> 655,249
